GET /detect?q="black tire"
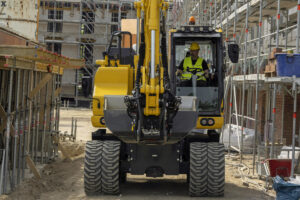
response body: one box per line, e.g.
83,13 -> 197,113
84,140 -> 103,195
189,142 -> 225,197
207,142 -> 225,196
189,142 -> 208,196
84,140 -> 121,195
101,140 -> 121,194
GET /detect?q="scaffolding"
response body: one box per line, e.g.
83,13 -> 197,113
171,0 -> 300,177
0,45 -> 85,194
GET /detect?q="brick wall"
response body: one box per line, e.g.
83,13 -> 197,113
0,29 -> 36,46
225,86 -> 300,145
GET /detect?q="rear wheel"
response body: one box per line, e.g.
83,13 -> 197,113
189,142 -> 225,197
84,140 -> 121,195
84,140 -> 103,195
101,140 -> 121,194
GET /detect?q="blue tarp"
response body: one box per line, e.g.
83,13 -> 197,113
273,176 -> 300,200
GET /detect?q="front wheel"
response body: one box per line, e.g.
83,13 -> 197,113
84,140 -> 121,195
189,142 -> 225,197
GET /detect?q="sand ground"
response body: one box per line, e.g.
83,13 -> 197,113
1,108 -> 275,200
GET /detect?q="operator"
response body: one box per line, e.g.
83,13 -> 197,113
176,42 -> 209,86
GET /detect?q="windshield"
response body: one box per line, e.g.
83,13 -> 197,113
175,40 -> 219,113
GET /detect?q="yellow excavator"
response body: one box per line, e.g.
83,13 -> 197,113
84,0 -> 238,197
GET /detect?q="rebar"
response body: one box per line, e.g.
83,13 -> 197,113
297,0 -> 300,53
252,0 -> 263,174
41,82 -> 48,164
18,70 -> 26,184
71,117 -> 74,138
276,0 -> 281,48
291,76 -> 298,177
35,72 -> 41,163
240,1 -> 250,163
74,119 -> 78,142
270,84 -> 277,159
31,71 -> 37,160
0,150 -> 5,195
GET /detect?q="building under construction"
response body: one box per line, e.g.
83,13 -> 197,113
38,0 -> 136,105
0,0 -> 300,199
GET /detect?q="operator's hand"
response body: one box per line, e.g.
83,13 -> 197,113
204,69 -> 209,78
176,69 -> 183,76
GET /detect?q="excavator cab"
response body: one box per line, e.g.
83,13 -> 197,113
170,26 -> 225,137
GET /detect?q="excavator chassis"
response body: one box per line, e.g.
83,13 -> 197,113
84,129 -> 225,196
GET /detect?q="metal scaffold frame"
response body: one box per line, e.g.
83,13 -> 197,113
221,0 -> 300,177
171,0 -> 300,178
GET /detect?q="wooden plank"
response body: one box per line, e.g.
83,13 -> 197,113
52,135 -> 72,161
25,155 -> 41,179
0,45 -> 84,69
0,46 -> 38,58
28,73 -> 52,100
3,56 -> 35,70
0,56 -> 63,74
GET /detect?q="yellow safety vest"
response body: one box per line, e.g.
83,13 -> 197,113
182,57 -> 206,81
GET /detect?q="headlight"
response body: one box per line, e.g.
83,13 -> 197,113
190,27 -> 194,32
200,118 -> 208,126
100,117 -> 105,125
208,118 -> 215,126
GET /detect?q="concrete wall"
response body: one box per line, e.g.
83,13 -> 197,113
0,0 -> 38,41
62,44 -> 78,58
94,45 -> 106,60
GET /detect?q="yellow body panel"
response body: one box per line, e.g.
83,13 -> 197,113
196,117 -> 224,129
92,66 -> 134,127
91,116 -> 106,127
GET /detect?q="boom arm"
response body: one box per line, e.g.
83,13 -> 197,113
135,0 -> 169,116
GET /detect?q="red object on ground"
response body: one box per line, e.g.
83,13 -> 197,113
267,159 -> 292,177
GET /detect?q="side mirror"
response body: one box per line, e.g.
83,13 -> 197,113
228,44 -> 239,63
102,51 -> 107,58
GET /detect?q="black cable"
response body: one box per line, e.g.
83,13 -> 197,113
160,16 -> 170,88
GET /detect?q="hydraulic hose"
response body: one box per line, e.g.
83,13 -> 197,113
135,19 -> 145,142
160,16 -> 170,88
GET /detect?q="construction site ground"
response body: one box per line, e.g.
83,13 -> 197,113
1,108 -> 275,200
